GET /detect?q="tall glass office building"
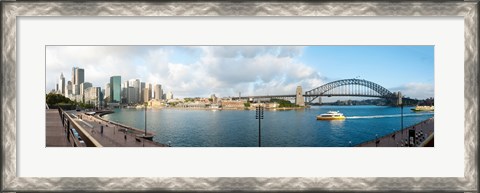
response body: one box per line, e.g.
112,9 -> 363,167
110,76 -> 121,103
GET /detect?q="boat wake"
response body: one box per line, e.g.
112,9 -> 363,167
347,113 -> 433,119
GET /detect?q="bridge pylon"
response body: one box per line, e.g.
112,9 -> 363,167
295,86 -> 305,106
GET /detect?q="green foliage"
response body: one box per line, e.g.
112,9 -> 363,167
46,93 -> 95,109
244,102 -> 251,107
46,93 -> 73,105
270,99 -> 298,108
184,98 -> 194,103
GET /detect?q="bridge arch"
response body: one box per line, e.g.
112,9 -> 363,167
304,79 -> 395,103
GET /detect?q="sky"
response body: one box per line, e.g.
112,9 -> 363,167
46,46 -> 434,100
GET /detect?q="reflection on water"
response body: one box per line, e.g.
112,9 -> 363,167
103,105 -> 433,147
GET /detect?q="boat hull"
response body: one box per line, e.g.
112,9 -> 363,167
316,116 -> 346,120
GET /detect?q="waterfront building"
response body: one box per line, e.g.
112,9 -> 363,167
104,83 -> 110,102
182,101 -> 206,108
79,82 -> 92,98
211,94 -> 218,104
154,84 -> 162,100
166,91 -> 173,100
147,83 -> 153,100
58,73 -> 65,96
84,87 -> 101,107
140,82 -> 145,103
127,87 -> 137,104
143,88 -> 150,103
220,100 -> 245,109
128,79 -> 140,103
109,76 -> 121,103
121,81 -> 128,103
148,99 -> 163,109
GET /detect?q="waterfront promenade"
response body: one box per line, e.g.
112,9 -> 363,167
72,111 -> 168,147
46,109 -> 70,147
356,117 -> 434,147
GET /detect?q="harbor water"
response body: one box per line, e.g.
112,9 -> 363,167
102,105 -> 434,147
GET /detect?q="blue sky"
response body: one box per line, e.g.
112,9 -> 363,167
46,46 -> 434,100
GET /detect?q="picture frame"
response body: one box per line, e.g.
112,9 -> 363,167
1,1 -> 478,192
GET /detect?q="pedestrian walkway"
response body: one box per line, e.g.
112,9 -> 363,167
357,117 -> 434,147
46,109 -> 71,147
72,111 -> 167,147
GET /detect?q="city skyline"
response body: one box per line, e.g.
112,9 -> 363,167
46,46 -> 434,99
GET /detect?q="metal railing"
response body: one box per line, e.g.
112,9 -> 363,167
59,108 -> 103,147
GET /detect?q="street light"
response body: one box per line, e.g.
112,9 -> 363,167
144,102 -> 148,137
255,105 -> 264,147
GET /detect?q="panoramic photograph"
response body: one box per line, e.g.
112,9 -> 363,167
45,45 -> 434,147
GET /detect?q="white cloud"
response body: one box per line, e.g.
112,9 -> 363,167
46,46 -> 325,98
389,82 -> 434,99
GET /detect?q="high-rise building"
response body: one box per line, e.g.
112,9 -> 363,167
143,88 -> 150,103
166,91 -> 173,100
71,67 -> 84,96
84,87 -> 101,107
128,79 -> 140,103
147,83 -> 153,100
79,82 -> 92,98
65,81 -> 73,97
109,76 -> 121,103
127,87 -> 136,104
104,83 -> 111,102
58,73 -> 65,96
72,67 -> 84,85
154,84 -> 162,100
140,82 -> 145,103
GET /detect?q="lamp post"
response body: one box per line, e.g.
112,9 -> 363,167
255,105 -> 264,147
398,92 -> 403,139
144,102 -> 147,136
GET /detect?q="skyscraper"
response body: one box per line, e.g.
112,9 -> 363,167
104,83 -> 111,102
147,83 -> 153,100
79,82 -> 92,97
109,76 -> 121,103
72,67 -> 84,85
143,88 -> 150,103
154,84 -> 162,100
140,82 -> 145,103
66,81 -> 73,96
166,91 -> 173,100
58,73 -> 65,96
71,67 -> 84,96
128,79 -> 140,103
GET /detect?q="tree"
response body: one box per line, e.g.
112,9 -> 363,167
46,93 -> 73,105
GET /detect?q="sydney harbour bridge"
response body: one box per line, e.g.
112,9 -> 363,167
233,78 -> 406,106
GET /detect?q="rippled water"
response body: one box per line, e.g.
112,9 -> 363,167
102,105 -> 433,147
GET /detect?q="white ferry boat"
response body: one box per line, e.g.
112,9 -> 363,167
316,111 -> 346,120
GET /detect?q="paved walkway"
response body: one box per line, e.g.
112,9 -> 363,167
71,111 -> 167,147
46,109 -> 71,147
357,117 -> 434,147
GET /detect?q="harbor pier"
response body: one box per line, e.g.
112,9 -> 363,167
47,108 -> 167,147
356,117 -> 434,147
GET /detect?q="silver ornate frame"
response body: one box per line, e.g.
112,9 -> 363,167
1,1 -> 478,192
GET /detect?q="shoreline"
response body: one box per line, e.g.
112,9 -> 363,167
94,112 -> 156,136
